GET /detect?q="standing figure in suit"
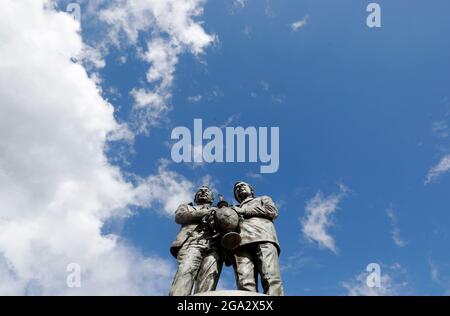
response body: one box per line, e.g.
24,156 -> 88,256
231,181 -> 284,296
169,186 -> 223,296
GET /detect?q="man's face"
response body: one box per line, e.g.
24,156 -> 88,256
195,187 -> 213,204
235,182 -> 252,202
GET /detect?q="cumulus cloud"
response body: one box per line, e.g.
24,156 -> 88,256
0,0 -> 200,295
300,184 -> 348,253
425,155 -> 450,184
95,0 -> 215,134
290,16 -> 308,32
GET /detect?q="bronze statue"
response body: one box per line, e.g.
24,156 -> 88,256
230,181 -> 284,295
169,182 -> 284,296
169,186 -> 223,296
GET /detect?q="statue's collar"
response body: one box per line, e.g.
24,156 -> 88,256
239,196 -> 254,206
193,203 -> 211,210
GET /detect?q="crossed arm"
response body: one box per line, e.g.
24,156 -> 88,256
235,196 -> 279,220
175,204 -> 214,225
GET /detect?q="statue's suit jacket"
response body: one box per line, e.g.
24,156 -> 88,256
170,203 -> 213,258
236,196 -> 280,254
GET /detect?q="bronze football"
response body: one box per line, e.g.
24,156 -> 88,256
213,206 -> 240,233
213,207 -> 241,250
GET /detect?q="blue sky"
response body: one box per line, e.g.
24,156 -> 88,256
2,0 -> 450,295
90,0 -> 450,295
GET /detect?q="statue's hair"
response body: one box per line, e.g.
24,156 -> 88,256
233,181 -> 255,203
194,185 -> 214,204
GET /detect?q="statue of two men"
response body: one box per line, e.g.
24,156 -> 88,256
169,182 -> 284,296
169,186 -> 222,296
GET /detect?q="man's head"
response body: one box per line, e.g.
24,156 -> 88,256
234,181 -> 255,203
194,185 -> 214,205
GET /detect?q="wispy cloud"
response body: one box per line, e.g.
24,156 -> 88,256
428,258 -> 450,294
259,80 -> 270,91
291,16 -> 309,32
234,0 -> 247,8
92,0 -> 216,135
242,25 -> 252,37
280,251 -> 321,274
271,94 -> 286,104
187,95 -> 203,103
342,263 -> 409,296
219,114 -> 240,128
430,260 -> 440,283
264,0 -> 276,19
385,205 -> 407,247
425,155 -> 450,184
246,171 -> 263,180
300,184 -> 349,253
432,120 -> 449,138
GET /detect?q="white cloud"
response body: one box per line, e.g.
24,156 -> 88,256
271,94 -> 285,104
134,161 -> 195,217
187,95 -> 203,103
280,251 -> 319,273
234,0 -> 247,8
291,16 -> 308,32
301,184 -> 348,253
430,260 -> 440,283
259,80 -> 269,91
95,0 -> 215,134
342,263 -> 409,296
264,0 -> 275,19
229,0 -> 247,14
425,155 -> 450,184
0,0 -> 200,294
80,44 -> 107,69
246,172 -> 263,180
219,114 -> 239,128
242,25 -> 252,37
342,272 -> 395,296
130,87 -> 170,132
385,205 -> 407,247
428,259 -> 450,293
432,120 -> 449,138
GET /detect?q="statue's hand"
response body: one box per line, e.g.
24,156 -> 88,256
208,207 -> 218,216
233,206 -> 245,216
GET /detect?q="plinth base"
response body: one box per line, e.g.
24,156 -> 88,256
194,290 -> 266,296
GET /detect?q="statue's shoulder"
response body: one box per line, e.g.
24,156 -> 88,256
177,202 -> 194,210
258,195 -> 274,202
